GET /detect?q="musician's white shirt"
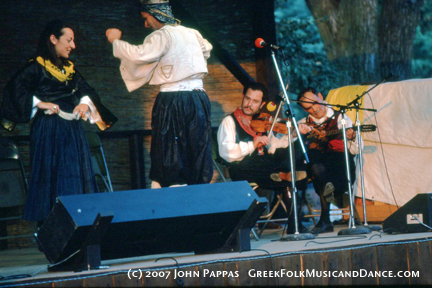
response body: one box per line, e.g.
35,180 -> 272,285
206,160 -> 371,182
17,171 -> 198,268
217,114 -> 291,163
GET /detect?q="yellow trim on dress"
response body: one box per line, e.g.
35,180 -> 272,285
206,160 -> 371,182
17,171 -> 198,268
35,56 -> 75,82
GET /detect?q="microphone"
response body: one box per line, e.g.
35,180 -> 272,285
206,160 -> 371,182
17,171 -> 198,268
255,38 -> 280,50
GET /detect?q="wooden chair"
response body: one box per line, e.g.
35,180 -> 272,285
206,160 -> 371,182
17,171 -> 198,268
0,137 -> 31,248
254,190 -> 288,238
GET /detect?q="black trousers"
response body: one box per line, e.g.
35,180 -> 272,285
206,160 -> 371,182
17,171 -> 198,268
228,143 -> 306,190
308,149 -> 356,223
150,90 -> 213,187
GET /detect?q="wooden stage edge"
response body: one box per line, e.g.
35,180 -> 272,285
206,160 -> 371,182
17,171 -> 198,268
1,227 -> 432,287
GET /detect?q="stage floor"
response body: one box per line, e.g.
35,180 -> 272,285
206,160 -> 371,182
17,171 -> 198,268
1,223 -> 432,287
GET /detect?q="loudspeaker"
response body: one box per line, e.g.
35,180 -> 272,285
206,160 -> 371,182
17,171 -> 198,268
36,181 -> 267,269
383,193 -> 432,234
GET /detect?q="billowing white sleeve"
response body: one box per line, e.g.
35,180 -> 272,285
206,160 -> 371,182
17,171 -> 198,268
112,30 -> 169,92
79,96 -> 101,124
193,29 -> 212,60
31,96 -> 41,118
217,116 -> 255,163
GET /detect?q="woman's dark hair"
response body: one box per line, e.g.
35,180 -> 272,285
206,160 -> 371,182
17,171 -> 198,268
243,82 -> 269,103
37,20 -> 73,68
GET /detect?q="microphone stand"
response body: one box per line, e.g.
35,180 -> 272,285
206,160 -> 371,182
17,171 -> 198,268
352,103 -> 382,232
265,48 -> 314,241
290,75 -> 386,235
335,104 -> 372,236
336,75 -> 390,235
268,88 -> 287,143
293,99 -> 373,235
343,80 -> 386,232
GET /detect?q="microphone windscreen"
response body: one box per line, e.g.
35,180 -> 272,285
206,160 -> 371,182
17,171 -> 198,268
255,38 -> 265,48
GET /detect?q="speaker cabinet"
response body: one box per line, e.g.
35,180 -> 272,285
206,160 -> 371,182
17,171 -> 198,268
383,193 -> 432,234
36,181 -> 267,268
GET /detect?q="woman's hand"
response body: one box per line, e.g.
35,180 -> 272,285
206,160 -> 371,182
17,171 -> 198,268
37,102 -> 59,114
73,103 -> 89,119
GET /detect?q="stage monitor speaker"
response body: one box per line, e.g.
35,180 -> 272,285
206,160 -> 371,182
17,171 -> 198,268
36,181 -> 267,269
382,193 -> 432,234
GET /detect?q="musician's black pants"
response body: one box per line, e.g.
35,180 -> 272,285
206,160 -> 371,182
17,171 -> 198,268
307,149 -> 356,223
228,143 -> 306,190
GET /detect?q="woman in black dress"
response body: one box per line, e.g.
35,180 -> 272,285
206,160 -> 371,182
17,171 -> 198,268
0,20 -> 117,225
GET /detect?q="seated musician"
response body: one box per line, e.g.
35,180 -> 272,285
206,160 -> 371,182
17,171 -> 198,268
297,87 -> 360,234
217,81 -> 309,234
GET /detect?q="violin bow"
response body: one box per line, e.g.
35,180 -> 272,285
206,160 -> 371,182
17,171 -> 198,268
268,84 -> 289,138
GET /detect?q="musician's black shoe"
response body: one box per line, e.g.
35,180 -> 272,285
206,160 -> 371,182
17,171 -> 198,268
323,182 -> 335,203
286,224 -> 317,235
333,218 -> 362,226
310,221 -> 334,234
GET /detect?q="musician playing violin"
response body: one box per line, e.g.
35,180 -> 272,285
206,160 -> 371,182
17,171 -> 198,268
217,82 -> 310,234
297,87 -> 361,234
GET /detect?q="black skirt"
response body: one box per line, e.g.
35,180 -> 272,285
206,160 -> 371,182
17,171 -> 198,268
23,106 -> 98,221
149,90 -> 213,187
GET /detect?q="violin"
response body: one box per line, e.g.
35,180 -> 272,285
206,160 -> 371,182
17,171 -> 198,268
250,113 -> 289,134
